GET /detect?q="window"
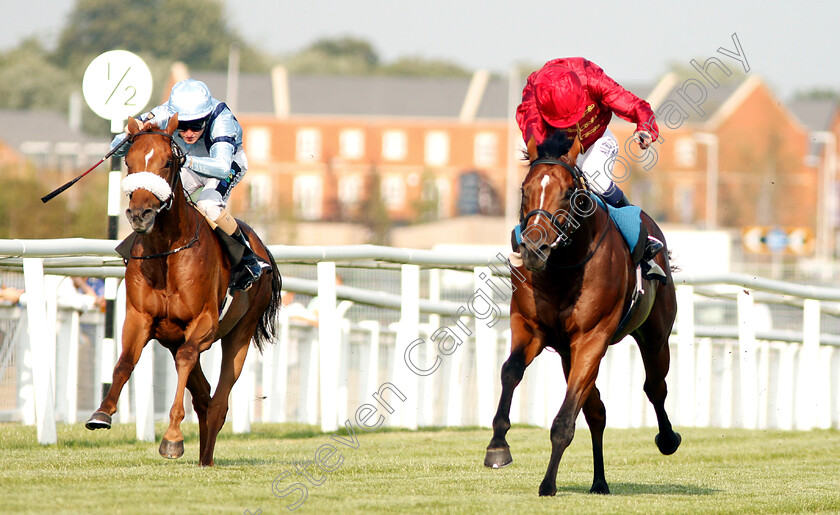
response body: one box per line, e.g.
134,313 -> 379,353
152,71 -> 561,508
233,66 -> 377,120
474,132 -> 498,167
675,137 -> 697,168
293,175 -> 323,220
425,131 -> 449,166
249,174 -> 272,210
338,175 -> 363,206
673,184 -> 695,225
248,127 -> 271,162
339,129 -> 365,159
296,128 -> 321,162
381,176 -> 406,209
382,130 -> 407,161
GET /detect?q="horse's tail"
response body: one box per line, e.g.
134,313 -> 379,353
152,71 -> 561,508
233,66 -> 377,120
254,249 -> 282,352
666,250 -> 680,274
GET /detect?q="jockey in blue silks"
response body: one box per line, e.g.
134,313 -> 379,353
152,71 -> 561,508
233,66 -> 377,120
111,79 -> 261,290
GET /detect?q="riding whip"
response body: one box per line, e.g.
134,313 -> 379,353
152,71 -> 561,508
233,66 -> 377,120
40,135 -> 131,203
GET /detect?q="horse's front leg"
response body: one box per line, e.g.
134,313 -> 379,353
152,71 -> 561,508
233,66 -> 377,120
485,315 -> 544,468
160,315 -> 216,459
539,335 -> 607,497
86,311 -> 152,430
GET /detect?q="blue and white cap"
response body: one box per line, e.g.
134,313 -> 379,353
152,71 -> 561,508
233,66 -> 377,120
166,79 -> 213,121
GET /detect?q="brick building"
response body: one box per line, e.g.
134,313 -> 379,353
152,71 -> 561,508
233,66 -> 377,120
155,64 -> 839,251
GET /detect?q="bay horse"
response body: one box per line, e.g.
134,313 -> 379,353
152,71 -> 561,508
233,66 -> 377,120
85,115 -> 282,466
484,130 -> 681,495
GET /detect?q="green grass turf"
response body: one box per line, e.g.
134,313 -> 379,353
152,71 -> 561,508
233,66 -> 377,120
0,422 -> 839,514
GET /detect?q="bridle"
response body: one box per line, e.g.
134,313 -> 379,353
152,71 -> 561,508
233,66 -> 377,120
124,129 -> 199,260
519,158 -> 590,249
126,130 -> 186,212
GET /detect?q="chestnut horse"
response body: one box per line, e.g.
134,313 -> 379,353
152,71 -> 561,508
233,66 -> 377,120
484,131 -> 680,495
85,115 -> 282,466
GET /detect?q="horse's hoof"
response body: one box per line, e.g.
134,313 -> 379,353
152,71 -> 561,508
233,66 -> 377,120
85,411 -> 112,430
159,438 -> 185,459
484,447 -> 513,469
538,478 -> 557,497
655,431 -> 682,455
590,480 -> 610,494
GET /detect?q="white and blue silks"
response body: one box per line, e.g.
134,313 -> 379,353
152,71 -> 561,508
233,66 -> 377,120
110,99 -> 248,220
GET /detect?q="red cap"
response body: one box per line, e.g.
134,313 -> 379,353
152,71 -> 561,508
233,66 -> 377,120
533,64 -> 586,129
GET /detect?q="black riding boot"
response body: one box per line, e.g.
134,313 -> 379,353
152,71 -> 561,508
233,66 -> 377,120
215,226 -> 263,291
231,228 -> 262,290
603,185 -> 631,208
641,236 -> 667,283
644,236 -> 664,261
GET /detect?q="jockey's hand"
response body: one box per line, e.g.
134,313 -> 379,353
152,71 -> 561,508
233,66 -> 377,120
140,114 -> 155,131
635,130 -> 652,149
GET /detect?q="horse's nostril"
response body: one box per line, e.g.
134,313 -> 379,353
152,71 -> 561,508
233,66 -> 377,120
539,245 -> 550,253
143,208 -> 154,218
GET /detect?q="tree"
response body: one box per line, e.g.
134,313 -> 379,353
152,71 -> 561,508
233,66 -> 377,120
0,39 -> 75,110
52,0 -> 267,72
380,56 -> 470,77
0,174 -> 73,238
360,167 -> 391,244
793,88 -> 840,101
665,58 -> 747,84
280,37 -> 471,77
282,36 -> 380,75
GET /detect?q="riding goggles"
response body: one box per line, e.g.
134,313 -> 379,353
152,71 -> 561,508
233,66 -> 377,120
177,117 -> 208,132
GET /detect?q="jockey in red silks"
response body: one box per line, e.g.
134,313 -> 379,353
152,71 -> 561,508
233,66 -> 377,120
516,57 -> 665,274
517,57 -> 658,208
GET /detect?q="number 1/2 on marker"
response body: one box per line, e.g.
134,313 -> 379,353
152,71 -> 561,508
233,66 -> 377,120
105,62 -> 131,105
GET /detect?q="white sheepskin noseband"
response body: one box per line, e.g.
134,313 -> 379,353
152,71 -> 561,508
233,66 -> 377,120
121,172 -> 173,202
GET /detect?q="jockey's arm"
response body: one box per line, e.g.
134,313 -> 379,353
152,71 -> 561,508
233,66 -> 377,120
586,61 -> 660,143
184,109 -> 243,179
184,140 -> 236,180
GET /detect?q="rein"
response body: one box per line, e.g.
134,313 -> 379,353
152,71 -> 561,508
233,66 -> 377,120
519,158 -> 590,249
126,129 -> 199,260
520,156 -> 612,267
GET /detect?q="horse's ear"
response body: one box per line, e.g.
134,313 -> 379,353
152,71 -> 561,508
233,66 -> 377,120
563,135 -> 583,165
166,113 -> 179,135
526,135 -> 538,162
127,117 -> 141,135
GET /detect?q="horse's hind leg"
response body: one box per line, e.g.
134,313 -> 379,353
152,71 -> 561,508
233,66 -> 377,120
201,328 -> 252,467
484,319 -> 544,469
636,334 -> 681,455
185,360 -> 212,459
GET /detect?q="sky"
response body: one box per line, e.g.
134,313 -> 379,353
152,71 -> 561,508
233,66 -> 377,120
3,0 -> 839,99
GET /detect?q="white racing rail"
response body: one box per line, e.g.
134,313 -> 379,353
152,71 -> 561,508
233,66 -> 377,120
1,238 -> 839,445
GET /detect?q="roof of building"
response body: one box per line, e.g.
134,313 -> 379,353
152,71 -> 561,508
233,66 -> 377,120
654,79 -> 744,126
787,98 -> 838,132
0,110 -> 107,151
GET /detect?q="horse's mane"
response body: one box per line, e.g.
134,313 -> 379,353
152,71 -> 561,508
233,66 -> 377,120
521,130 -> 575,162
538,131 -> 574,160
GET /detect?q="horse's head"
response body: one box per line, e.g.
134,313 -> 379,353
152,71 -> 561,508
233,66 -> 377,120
517,131 -> 594,271
121,115 -> 181,234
